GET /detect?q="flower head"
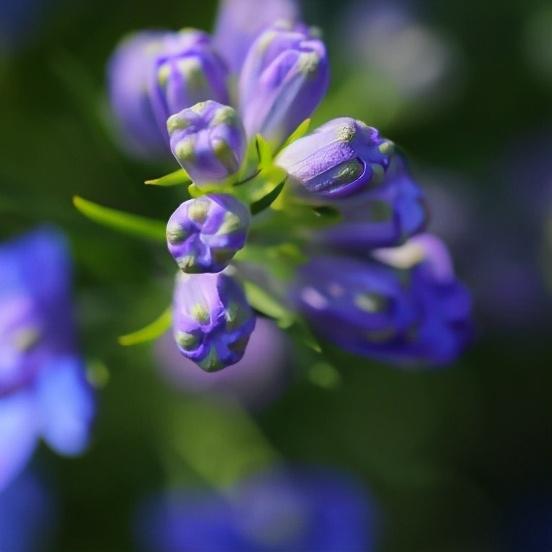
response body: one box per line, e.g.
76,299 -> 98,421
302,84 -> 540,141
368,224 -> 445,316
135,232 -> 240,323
0,229 -> 95,491
150,30 -> 229,136
294,234 -> 472,366
167,193 -> 250,273
239,21 -> 329,147
168,101 -> 246,185
173,272 -> 255,372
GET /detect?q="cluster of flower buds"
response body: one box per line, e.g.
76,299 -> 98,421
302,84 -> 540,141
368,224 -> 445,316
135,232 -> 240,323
105,3 -> 471,372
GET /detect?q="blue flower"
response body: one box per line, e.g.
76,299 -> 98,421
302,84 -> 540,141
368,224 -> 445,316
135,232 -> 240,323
239,21 -> 329,148
0,228 -> 95,491
294,234 -> 472,366
213,0 -> 300,73
137,468 -> 375,552
167,101 -> 247,185
0,471 -> 56,552
173,271 -> 256,372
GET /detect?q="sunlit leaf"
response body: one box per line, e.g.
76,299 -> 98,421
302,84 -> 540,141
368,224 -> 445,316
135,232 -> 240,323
73,196 -> 166,242
250,178 -> 286,215
118,307 -> 172,346
145,168 -> 192,187
280,118 -> 311,150
242,280 -> 294,327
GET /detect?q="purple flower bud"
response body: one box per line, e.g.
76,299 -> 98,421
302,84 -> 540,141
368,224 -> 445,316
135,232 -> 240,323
107,31 -> 170,160
294,234 -> 471,366
319,155 -> 428,249
150,30 -> 229,136
167,101 -> 246,184
172,272 -> 256,372
166,193 -> 250,274
277,117 -> 395,198
213,0 -> 299,73
239,21 -> 329,147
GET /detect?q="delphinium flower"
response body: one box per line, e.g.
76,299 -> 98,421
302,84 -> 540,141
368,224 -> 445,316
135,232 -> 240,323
0,228 -> 95,490
137,468 -> 375,552
239,20 -> 329,148
294,234 -> 472,365
213,0 -> 299,74
0,471 -> 56,552
276,116 -> 427,248
89,0 -> 472,375
155,317 -> 290,409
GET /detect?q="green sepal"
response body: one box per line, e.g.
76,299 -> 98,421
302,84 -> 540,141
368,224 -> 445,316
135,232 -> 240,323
145,168 -> 192,187
280,118 -> 311,151
118,307 -> 172,346
73,196 -> 166,242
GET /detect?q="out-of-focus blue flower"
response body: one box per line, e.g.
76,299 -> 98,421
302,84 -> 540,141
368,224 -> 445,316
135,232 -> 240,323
155,317 -> 290,409
0,0 -> 51,52
294,234 -> 472,366
239,21 -> 329,147
167,193 -> 250,274
107,31 -> 171,160
319,155 -> 427,249
137,468 -> 375,552
213,0 -> 299,74
172,271 -> 256,372
167,101 -> 246,185
0,471 -> 56,552
0,229 -> 95,491
277,117 -> 395,199
150,30 -> 229,139
108,30 -> 229,160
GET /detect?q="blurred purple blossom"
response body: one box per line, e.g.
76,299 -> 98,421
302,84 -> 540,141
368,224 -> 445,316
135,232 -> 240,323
137,467 -> 375,552
0,228 -> 95,491
295,234 -> 472,366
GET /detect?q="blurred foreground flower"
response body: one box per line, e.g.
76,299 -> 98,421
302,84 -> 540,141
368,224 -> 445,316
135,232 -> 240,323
155,317 -> 290,408
0,228 -> 95,491
0,471 -> 56,552
137,468 -> 375,552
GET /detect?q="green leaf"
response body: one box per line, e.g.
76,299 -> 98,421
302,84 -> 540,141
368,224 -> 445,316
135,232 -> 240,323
242,280 -> 294,326
308,362 -> 341,389
250,178 -> 286,215
73,196 -> 166,242
145,168 -> 192,187
280,118 -> 311,150
291,319 -> 323,353
118,307 -> 172,346
255,134 -> 273,167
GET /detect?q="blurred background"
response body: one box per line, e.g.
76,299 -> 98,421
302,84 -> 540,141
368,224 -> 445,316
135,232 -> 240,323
1,0 -> 552,550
